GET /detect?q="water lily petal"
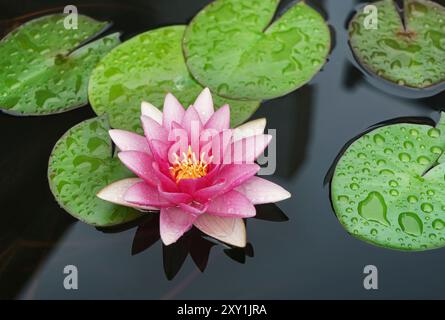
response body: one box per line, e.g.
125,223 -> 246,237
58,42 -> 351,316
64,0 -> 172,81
118,151 -> 158,186
200,129 -> 233,164
160,207 -> 196,246
124,181 -> 172,207
158,185 -> 193,205
225,134 -> 272,164
151,162 -> 178,192
192,179 -> 226,203
195,164 -> 260,202
182,106 -> 203,144
206,190 -> 256,218
109,129 -> 151,155
163,93 -> 185,131
177,178 -> 199,195
218,163 -> 260,190
96,178 -> 158,211
193,88 -> 214,124
176,164 -> 221,195
141,115 -> 168,142
236,176 -> 291,204
205,104 -> 230,131
141,101 -> 163,125
150,138 -> 170,159
233,118 -> 266,142
194,214 -> 246,247
179,202 -> 209,215
171,120 -> 185,131
187,164 -> 222,193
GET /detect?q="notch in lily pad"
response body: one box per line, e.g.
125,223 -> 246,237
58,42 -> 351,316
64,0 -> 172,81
88,25 -> 260,133
348,0 -> 445,97
0,14 -> 120,115
48,115 -> 144,227
183,0 -> 331,100
331,112 -> 445,251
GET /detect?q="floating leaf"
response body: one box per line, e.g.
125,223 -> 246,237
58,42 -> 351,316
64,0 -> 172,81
0,14 -> 120,115
331,113 -> 445,251
183,0 -> 331,100
48,116 -> 142,227
349,0 -> 445,89
89,25 -> 260,133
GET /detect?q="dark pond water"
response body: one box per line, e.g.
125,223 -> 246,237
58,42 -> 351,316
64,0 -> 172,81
1,0 -> 445,299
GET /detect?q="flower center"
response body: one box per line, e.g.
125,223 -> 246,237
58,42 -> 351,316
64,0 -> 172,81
170,146 -> 210,182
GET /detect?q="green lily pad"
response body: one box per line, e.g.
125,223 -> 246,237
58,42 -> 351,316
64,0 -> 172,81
349,0 -> 445,88
89,25 -> 260,133
183,0 -> 331,100
48,115 -> 142,227
331,113 -> 445,251
0,14 -> 120,115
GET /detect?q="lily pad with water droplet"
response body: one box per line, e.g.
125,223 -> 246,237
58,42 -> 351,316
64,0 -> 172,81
349,0 -> 445,89
183,0 -> 331,100
331,113 -> 445,251
48,116 -> 143,227
0,14 -> 120,115
88,25 -> 260,133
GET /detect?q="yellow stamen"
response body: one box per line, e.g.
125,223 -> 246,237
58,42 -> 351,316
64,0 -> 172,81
170,146 -> 209,183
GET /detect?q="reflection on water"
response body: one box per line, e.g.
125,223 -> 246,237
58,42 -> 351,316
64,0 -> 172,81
97,205 -> 289,281
256,86 -> 313,179
342,62 -> 365,90
0,202 -> 74,299
0,102 -> 84,299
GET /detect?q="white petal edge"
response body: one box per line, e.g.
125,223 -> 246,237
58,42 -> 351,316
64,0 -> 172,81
109,129 -> 151,155
194,214 -> 246,247
163,93 -> 185,130
160,207 -> 195,246
96,178 -> 159,211
235,176 -> 291,205
233,118 -> 267,142
141,101 -> 163,125
193,88 -> 214,124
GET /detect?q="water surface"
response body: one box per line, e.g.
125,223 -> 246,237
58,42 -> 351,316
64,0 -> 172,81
1,0 -> 445,299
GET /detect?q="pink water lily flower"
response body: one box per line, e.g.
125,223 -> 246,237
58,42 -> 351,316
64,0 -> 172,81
97,88 -> 291,247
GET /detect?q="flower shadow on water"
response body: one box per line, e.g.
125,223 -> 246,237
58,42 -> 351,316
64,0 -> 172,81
97,204 -> 289,280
